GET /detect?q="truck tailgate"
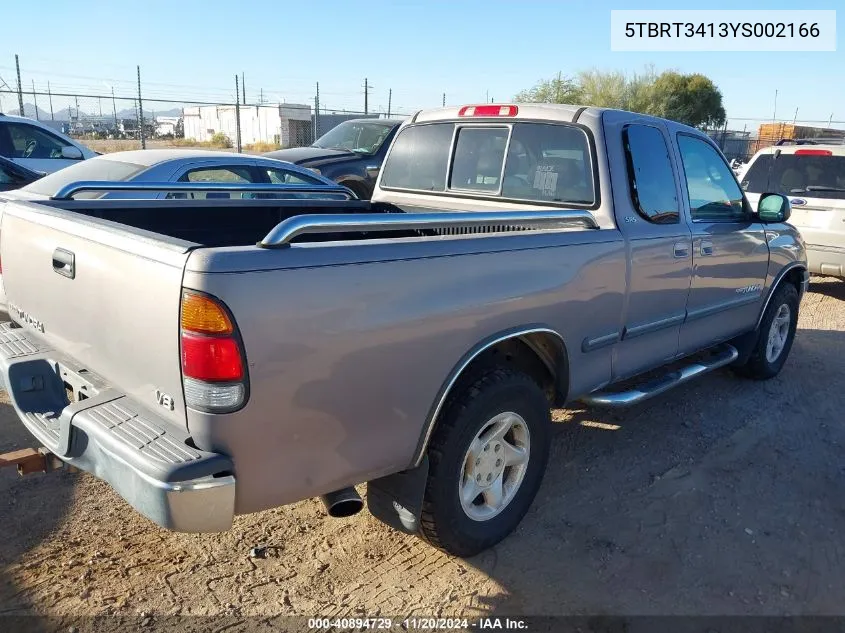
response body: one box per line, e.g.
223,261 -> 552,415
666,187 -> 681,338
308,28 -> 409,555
0,200 -> 192,428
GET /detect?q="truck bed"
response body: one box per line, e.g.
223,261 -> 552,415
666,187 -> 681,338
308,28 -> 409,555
32,198 -> 381,247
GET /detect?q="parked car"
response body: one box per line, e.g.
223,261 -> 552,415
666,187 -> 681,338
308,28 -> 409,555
740,143 -> 845,277
265,118 -> 403,199
2,149 -> 351,201
0,155 -> 44,191
0,104 -> 806,558
0,114 -> 96,173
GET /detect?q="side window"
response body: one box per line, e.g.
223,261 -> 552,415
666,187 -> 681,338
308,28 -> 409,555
622,125 -> 679,224
677,135 -> 748,222
0,165 -> 16,184
7,123 -> 70,159
171,166 -> 253,199
264,168 -> 318,185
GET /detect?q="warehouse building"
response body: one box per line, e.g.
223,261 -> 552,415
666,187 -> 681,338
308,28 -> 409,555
183,104 -> 312,147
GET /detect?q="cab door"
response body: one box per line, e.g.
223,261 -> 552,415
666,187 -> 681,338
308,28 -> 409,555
603,113 -> 693,380
674,133 -> 770,354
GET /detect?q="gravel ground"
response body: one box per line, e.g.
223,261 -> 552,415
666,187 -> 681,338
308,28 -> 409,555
1,279 -> 845,628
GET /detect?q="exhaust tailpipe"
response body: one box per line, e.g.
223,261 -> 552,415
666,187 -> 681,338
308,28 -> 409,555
320,487 -> 363,518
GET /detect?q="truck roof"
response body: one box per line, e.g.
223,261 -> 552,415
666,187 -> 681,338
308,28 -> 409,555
408,103 -> 697,132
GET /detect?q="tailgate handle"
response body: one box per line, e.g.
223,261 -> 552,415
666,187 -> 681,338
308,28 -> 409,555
52,248 -> 75,279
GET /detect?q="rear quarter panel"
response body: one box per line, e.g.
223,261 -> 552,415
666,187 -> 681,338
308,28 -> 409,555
183,230 -> 626,514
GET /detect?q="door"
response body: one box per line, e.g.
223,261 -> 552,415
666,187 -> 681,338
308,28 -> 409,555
0,122 -> 79,173
604,115 -> 693,380
675,133 -> 770,354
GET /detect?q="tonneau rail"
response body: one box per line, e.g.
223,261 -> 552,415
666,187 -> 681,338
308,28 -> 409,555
51,181 -> 355,200
258,209 -> 599,248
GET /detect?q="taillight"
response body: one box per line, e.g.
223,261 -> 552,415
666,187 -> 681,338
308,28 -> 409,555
180,290 -> 247,412
794,149 -> 833,156
458,104 -> 518,117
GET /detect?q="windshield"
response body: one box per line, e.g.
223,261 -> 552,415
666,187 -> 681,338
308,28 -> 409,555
21,158 -> 148,198
741,153 -> 845,201
312,121 -> 394,154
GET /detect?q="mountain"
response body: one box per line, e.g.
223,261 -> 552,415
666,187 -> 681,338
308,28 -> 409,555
5,102 -> 184,121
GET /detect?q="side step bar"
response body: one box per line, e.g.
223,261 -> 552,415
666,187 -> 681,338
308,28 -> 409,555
580,345 -> 739,407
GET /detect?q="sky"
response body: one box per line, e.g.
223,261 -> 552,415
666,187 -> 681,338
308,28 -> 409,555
0,0 -> 842,129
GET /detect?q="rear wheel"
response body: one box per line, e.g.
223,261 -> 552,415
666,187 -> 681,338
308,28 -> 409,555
733,283 -> 799,380
419,367 -> 551,557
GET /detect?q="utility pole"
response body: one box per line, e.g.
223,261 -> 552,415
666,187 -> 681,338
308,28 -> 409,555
48,81 -> 54,120
234,74 -> 242,152
556,71 -> 562,103
314,81 -> 320,141
242,72 -> 246,105
363,78 -> 373,115
828,113 -> 834,129
442,93 -> 446,107
387,88 -> 392,118
15,54 -> 24,116
137,65 -> 146,149
260,87 -> 263,105
99,97 -> 103,118
111,86 -> 118,127
31,80 -> 39,120
792,107 -> 798,126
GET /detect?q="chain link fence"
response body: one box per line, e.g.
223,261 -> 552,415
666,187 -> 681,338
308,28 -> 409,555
0,85 -> 409,156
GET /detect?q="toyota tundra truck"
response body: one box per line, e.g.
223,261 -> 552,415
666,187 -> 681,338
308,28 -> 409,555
0,104 -> 807,557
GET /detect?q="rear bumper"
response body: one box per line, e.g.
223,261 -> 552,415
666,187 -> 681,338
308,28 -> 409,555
806,244 -> 845,278
0,322 -> 235,532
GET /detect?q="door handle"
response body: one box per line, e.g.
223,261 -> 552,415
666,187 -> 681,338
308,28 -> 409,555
52,248 -> 75,279
700,240 -> 714,256
673,241 -> 689,258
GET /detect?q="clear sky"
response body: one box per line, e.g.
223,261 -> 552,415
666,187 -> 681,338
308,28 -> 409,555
0,0 -> 842,129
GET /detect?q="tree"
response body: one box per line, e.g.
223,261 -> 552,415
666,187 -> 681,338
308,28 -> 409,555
513,72 -> 582,104
513,67 -> 726,129
651,72 -> 726,128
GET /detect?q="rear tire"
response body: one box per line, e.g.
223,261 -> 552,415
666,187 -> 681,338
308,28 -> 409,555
733,283 -> 799,380
419,367 -> 551,557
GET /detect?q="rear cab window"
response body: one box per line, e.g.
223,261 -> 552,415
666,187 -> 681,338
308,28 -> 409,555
380,121 -> 596,206
742,151 -> 845,201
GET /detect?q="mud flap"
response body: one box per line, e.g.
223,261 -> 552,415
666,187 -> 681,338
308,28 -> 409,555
367,455 -> 429,535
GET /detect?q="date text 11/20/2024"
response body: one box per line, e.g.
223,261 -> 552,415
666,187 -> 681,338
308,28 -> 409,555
307,617 -> 528,630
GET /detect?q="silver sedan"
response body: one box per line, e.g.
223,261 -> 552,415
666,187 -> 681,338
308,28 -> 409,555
2,149 -> 352,201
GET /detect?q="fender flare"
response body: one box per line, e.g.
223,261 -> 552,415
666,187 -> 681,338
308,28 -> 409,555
755,262 -> 808,330
409,325 -> 568,468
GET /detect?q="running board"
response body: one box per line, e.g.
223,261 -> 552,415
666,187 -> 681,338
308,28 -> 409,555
580,345 -> 739,407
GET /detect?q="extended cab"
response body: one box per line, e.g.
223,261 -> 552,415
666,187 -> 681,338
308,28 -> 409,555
0,104 -> 807,557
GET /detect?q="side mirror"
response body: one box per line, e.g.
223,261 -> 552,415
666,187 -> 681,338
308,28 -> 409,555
61,146 -> 84,160
757,193 -> 791,223
365,165 -> 380,180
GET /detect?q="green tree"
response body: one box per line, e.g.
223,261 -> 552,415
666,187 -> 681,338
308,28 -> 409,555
513,72 -> 582,104
513,67 -> 725,129
651,72 -> 726,128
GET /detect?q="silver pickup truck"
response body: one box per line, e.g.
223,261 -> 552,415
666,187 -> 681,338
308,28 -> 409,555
0,104 -> 807,558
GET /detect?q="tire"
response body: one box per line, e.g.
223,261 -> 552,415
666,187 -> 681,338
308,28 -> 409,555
338,180 -> 370,200
733,283 -> 799,380
419,367 -> 551,557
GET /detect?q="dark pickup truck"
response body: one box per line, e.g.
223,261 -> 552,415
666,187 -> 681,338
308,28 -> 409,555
265,118 -> 403,199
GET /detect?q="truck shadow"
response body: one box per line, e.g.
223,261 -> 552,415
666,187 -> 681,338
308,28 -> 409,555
461,327 -> 845,616
809,276 -> 845,300
0,390 -> 76,622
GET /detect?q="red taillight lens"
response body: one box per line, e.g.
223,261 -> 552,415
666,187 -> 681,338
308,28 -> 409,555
181,332 -> 243,382
794,149 -> 833,156
458,104 -> 518,117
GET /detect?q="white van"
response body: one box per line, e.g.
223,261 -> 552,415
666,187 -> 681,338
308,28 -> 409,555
741,142 -> 845,277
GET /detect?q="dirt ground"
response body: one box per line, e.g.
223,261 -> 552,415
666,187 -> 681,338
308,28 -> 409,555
2,279 -> 845,628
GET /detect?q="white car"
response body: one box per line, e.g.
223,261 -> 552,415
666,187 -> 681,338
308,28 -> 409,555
0,113 -> 96,173
740,142 -> 845,277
